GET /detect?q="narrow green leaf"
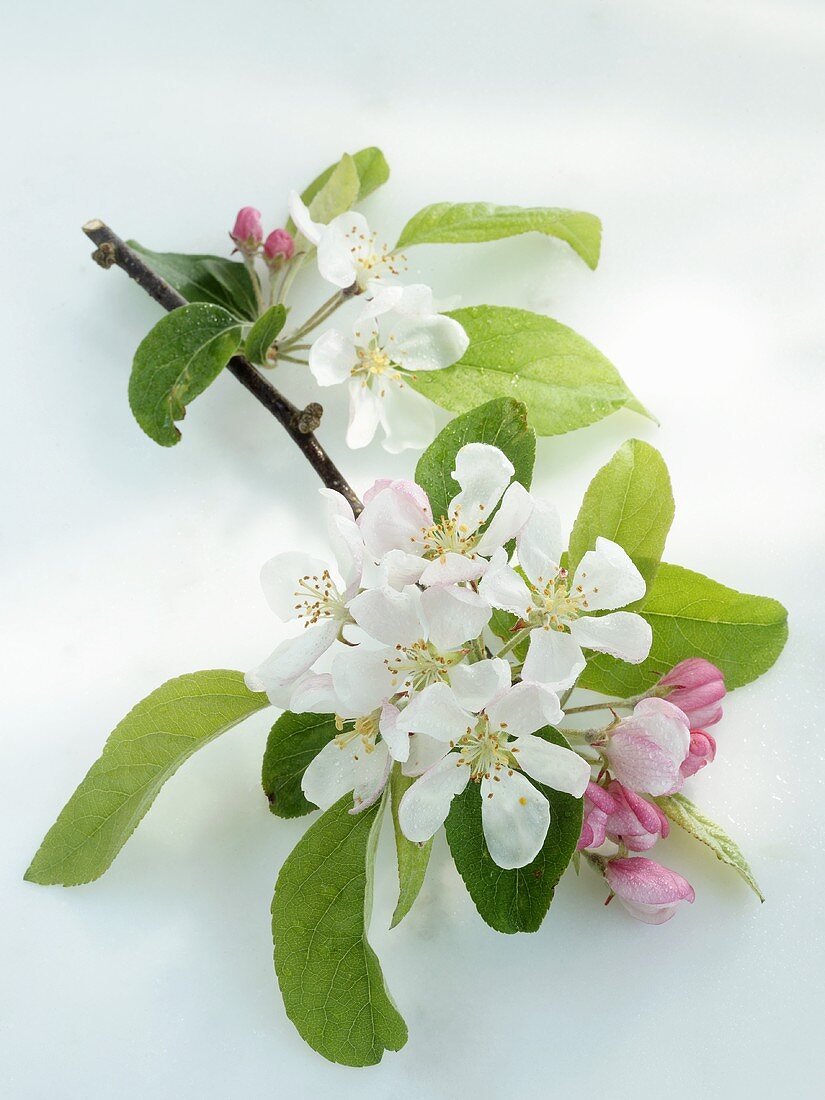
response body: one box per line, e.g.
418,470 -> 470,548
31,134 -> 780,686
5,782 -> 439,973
389,769 -> 432,928
272,794 -> 408,1066
244,303 -> 287,367
409,306 -> 649,436
262,711 -> 337,819
307,153 -> 360,226
285,147 -> 390,234
128,243 -> 258,322
129,303 -> 242,446
396,201 -> 602,270
415,397 -> 535,522
655,793 -> 764,902
579,562 -> 789,695
25,671 -> 269,886
444,730 -> 583,934
568,439 -> 674,605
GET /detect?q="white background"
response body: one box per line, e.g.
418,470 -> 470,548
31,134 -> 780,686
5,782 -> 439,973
2,2 -> 824,1096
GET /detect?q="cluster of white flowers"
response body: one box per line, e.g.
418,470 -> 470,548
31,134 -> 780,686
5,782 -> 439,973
288,192 -> 469,452
247,443 -> 654,869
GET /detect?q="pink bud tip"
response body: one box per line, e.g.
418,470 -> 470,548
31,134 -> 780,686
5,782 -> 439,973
264,228 -> 295,261
659,659 -> 726,729
605,856 -> 695,924
231,207 -> 263,247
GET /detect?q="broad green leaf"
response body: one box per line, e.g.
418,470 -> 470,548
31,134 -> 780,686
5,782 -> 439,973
129,303 -> 242,446
579,562 -> 789,695
128,242 -> 258,321
568,439 -> 674,605
25,671 -> 268,886
409,306 -> 649,436
389,769 -> 432,929
272,794 -> 407,1066
244,303 -> 287,366
285,147 -> 390,234
444,730 -> 583,934
307,154 -> 359,224
415,397 -> 535,521
655,793 -> 764,902
396,201 -> 602,269
261,711 -> 337,819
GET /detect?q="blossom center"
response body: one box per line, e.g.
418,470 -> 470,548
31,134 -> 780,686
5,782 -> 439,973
293,570 -> 348,626
385,639 -> 463,693
351,344 -> 400,383
457,714 -> 518,780
333,711 -> 379,752
419,507 -> 480,560
345,226 -> 406,285
526,567 -> 591,631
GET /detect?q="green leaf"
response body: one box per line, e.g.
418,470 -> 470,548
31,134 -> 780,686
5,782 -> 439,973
272,794 -> 407,1066
579,562 -> 789,695
286,147 -> 390,234
25,671 -> 269,887
244,303 -> 287,366
409,306 -> 649,436
262,711 -> 337,819
389,768 -> 432,928
307,153 -> 360,227
444,730 -> 583,933
415,397 -> 535,521
128,242 -> 258,322
129,303 -> 242,446
489,608 -> 530,661
655,793 -> 764,902
396,201 -> 602,269
568,439 -> 674,605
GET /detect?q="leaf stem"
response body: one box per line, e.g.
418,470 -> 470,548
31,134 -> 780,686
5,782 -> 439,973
563,691 -> 647,715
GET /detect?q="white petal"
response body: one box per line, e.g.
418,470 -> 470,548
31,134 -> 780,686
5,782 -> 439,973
287,189 -> 323,246
516,499 -> 564,584
351,741 -> 391,813
402,732 -> 451,776
397,682 -> 473,742
376,549 -> 427,589
316,212 -> 365,288
419,551 -> 487,587
475,482 -> 535,556
301,737 -> 361,810
260,551 -> 329,620
346,381 -> 382,449
389,283 -> 436,318
420,584 -> 491,651
391,313 -> 468,373
569,612 -> 652,664
357,283 -> 404,321
330,518 -> 363,594
330,645 -> 397,715
308,329 -> 354,387
512,734 -> 590,796
521,628 -> 586,692
487,680 -> 563,736
449,658 -> 511,712
572,537 -> 647,611
289,672 -> 339,714
379,703 -> 409,763
357,484 -> 430,561
398,753 -> 471,842
248,619 -> 340,696
378,380 -> 435,454
349,584 -> 423,647
480,770 -> 550,869
449,443 -> 514,531
478,547 -> 532,617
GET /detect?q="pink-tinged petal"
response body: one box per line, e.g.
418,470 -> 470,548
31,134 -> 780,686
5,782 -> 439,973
420,584 -> 491,651
349,584 -> 423,647
569,611 -> 652,664
680,731 -> 717,778
475,481 -> 535,557
260,551 -> 330,620
397,682 -> 473,743
605,856 -> 695,924
308,328 -> 354,387
362,478 -> 432,514
330,646 -> 397,716
605,699 -> 691,796
231,206 -> 263,245
604,781 -> 668,851
659,658 -> 726,728
449,443 -> 514,531
511,734 -> 590,797
246,620 -> 340,701
289,672 -> 339,714
478,547 -> 532,617
264,228 -> 295,261
571,537 -> 647,611
379,702 -> 409,763
516,499 -> 563,584
449,658 -> 511,713
357,482 -> 431,560
480,769 -> 550,869
402,732 -> 451,777
287,190 -> 324,246
350,741 -> 391,813
346,381 -> 382,449
418,551 -> 487,587
398,753 -> 471,842
577,782 -> 618,850
487,681 -> 564,737
521,629 -> 586,693
585,780 -> 617,815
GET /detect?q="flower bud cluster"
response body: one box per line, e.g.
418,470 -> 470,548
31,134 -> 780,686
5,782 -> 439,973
230,206 -> 295,265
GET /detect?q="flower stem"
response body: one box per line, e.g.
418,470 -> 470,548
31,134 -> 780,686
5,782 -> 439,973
563,692 -> 646,715
243,254 -> 266,316
280,290 -> 346,349
495,626 -> 532,660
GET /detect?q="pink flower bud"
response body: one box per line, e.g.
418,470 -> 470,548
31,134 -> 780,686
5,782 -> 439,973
604,698 -> 691,796
231,206 -> 263,249
264,228 -> 295,262
680,730 -> 717,779
605,856 -> 695,924
577,781 -> 616,850
604,781 -> 669,851
658,658 -> 725,728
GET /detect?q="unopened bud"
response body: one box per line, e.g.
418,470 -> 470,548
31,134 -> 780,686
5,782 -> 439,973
264,228 -> 295,263
231,206 -> 263,251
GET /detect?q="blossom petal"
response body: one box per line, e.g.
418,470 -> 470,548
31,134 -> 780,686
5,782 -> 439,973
316,212 -> 367,288
357,283 -> 404,321
449,658 -> 511,712
391,313 -> 469,373
351,741 -> 391,813
260,551 -> 329,620
521,628 -> 586,692
487,680 -> 563,737
478,547 -> 532,617
512,734 -> 590,796
301,737 -> 361,810
246,620 -> 340,699
330,646 -> 397,716
308,329 -> 354,386
287,190 -> 323,246
349,584 -> 423,647
397,682 -> 473,742
516,499 -> 563,584
418,551 -> 487,587
377,549 -> 427,589
420,584 -> 491,651
475,482 -> 535,556
402,732 -> 451,776
346,381 -> 382,449
449,443 -> 514,531
398,753 -> 471,842
569,611 -> 652,664
480,770 -> 550,869
357,483 -> 431,561
388,283 -> 435,318
289,672 -> 339,714
378,380 -> 435,454
572,537 -> 647,611
379,702 -> 409,763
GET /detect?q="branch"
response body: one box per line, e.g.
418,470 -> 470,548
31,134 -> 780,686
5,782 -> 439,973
82,220 -> 362,516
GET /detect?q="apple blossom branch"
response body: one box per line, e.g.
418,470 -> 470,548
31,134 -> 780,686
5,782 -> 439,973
81,219 -> 363,516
